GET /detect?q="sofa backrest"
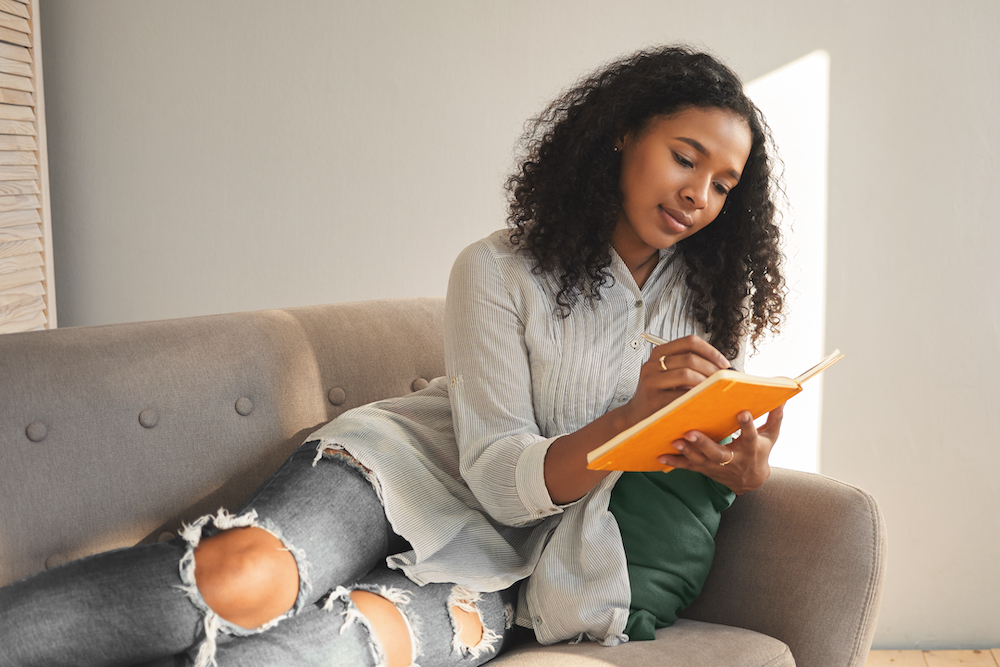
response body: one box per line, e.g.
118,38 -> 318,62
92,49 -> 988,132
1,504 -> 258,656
0,297 -> 446,587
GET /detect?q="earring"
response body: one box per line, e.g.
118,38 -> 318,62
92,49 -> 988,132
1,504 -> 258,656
613,145 -> 620,153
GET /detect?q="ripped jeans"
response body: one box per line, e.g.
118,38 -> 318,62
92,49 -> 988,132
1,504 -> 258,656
0,443 -> 521,667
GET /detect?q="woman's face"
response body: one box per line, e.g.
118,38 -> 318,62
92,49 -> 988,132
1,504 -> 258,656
613,106 -> 753,273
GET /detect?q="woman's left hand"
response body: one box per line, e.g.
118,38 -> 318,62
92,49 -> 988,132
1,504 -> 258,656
657,404 -> 785,495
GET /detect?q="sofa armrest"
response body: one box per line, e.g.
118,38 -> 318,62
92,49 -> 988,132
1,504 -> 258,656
680,468 -> 887,667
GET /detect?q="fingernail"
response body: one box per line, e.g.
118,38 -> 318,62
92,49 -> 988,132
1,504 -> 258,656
685,433 -> 697,442
674,443 -> 685,453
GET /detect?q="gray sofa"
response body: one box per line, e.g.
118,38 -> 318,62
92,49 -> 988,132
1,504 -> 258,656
0,297 -> 886,667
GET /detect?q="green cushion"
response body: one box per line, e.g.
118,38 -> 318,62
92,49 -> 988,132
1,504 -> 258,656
609,467 -> 736,640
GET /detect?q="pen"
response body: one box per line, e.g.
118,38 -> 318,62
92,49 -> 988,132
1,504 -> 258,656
641,332 -> 736,370
640,332 -> 669,346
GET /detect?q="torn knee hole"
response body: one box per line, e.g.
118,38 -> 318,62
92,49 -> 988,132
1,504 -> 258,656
447,586 -> 502,657
450,603 -> 484,647
177,509 -> 311,667
348,590 -> 415,667
193,526 -> 300,630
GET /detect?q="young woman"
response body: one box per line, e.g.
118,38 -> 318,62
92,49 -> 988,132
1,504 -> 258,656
0,45 -> 785,667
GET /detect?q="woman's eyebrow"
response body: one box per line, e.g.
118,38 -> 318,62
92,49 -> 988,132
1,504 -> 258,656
677,136 -> 710,156
677,136 -> 742,181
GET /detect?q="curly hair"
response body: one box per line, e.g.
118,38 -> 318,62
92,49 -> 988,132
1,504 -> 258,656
506,46 -> 785,359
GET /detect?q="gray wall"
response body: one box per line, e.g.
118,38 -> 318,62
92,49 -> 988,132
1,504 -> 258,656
38,0 -> 1000,650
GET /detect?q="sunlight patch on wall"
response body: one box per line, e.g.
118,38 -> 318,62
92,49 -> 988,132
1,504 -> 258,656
744,50 -> 830,473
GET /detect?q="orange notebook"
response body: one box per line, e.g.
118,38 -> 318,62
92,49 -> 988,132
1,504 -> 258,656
586,350 -> 844,472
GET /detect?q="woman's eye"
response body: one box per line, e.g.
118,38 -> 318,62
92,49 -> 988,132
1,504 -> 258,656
673,152 -> 693,168
714,183 -> 731,196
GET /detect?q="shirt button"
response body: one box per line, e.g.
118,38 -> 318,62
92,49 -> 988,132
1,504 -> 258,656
634,299 -> 643,308
630,340 -> 639,350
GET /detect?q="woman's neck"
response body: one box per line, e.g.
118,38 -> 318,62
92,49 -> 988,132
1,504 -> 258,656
611,219 -> 661,289
611,233 -> 660,289
626,252 -> 659,289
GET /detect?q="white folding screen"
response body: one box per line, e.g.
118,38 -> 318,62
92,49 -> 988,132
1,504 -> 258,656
0,0 -> 52,334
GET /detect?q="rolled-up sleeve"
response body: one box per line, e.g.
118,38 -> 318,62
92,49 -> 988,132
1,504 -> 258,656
445,240 -> 565,526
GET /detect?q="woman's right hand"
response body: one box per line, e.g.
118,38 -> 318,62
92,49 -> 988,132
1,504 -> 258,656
543,334 -> 730,504
623,335 -> 731,428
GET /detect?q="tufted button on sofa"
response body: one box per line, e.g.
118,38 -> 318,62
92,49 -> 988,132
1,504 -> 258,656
0,298 -> 885,667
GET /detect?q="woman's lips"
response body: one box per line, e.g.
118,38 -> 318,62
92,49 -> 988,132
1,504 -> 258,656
659,206 -> 692,233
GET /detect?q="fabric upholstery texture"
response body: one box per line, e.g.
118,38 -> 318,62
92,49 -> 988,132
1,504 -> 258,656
492,619 -> 794,666
0,297 -> 885,666
681,469 -> 887,667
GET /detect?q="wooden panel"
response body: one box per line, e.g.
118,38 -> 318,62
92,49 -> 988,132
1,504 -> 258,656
0,179 -> 38,195
867,651 -> 928,666
0,243 -> 37,264
0,294 -> 44,324
0,118 -> 32,134
0,24 -> 30,48
0,265 -> 41,289
29,0 -> 51,328
0,296 -> 45,331
0,101 -> 31,120
0,307 -> 45,333
0,289 -> 40,307
924,651 -> 998,666
0,54 -> 30,77
0,279 -> 42,300
0,10 -> 29,34
0,293 -> 44,315
0,134 -> 33,150
0,164 -> 34,180
992,650 -> 1000,666
0,87 -> 31,105
0,0 -> 50,332
0,236 -> 41,258
0,1 -> 29,20
0,40 -> 29,63
0,221 -> 39,241
0,205 -> 35,226
0,249 -> 39,273
0,150 -> 36,164
0,71 -> 31,92
0,192 -> 37,210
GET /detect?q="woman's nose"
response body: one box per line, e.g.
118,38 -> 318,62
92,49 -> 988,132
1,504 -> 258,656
680,180 -> 709,209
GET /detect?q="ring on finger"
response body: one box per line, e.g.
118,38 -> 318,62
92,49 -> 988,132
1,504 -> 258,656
659,355 -> 669,372
719,449 -> 735,466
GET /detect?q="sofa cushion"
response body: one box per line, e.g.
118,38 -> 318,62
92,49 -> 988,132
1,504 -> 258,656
491,619 -> 794,666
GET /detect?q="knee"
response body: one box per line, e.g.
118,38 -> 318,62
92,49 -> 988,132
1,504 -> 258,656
193,526 -> 299,629
349,590 -> 415,667
345,588 -> 490,667
451,603 -> 484,648
447,586 -> 510,661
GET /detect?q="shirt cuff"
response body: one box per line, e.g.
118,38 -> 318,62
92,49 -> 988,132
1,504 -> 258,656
514,436 -> 574,518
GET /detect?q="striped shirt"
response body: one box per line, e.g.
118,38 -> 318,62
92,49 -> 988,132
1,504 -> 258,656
308,230 -> 741,645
